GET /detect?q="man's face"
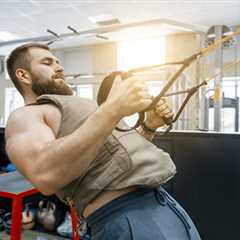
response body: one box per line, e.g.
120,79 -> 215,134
28,47 -> 73,96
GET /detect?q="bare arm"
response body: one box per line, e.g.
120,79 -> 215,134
5,76 -> 152,195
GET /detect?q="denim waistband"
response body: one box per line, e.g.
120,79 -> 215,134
86,187 -> 192,240
86,187 -> 155,229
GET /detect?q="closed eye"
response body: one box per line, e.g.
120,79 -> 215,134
42,61 -> 51,65
41,57 -> 55,66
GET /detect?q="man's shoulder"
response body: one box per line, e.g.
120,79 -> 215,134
6,103 -> 61,140
7,103 -> 59,124
8,105 -> 38,120
5,107 -> 27,140
6,107 -> 29,129
6,105 -> 43,133
7,106 -> 29,122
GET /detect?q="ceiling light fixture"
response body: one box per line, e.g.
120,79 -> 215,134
0,32 -> 19,41
88,14 -> 120,26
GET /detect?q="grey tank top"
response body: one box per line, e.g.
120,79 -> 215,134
35,94 -> 176,216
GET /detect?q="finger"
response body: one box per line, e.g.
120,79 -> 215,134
155,105 -> 169,114
164,111 -> 174,118
156,99 -> 167,107
139,99 -> 153,109
157,108 -> 173,117
156,105 -> 171,114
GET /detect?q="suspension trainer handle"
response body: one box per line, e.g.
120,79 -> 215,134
97,70 -> 173,131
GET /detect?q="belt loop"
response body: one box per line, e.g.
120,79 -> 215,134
154,188 -> 167,206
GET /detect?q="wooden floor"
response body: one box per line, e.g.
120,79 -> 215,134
0,230 -> 68,240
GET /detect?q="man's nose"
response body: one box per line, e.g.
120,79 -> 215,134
55,64 -> 64,73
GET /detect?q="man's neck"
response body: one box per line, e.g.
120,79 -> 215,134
24,94 -> 38,105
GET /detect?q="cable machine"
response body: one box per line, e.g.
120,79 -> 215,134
202,25 -> 239,132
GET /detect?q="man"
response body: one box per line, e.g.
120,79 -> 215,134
5,43 -> 201,239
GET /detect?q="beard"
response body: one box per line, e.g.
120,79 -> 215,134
31,73 -> 73,96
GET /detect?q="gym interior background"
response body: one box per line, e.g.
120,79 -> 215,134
0,1 -> 239,239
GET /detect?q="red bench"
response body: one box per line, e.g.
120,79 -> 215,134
0,171 -> 79,240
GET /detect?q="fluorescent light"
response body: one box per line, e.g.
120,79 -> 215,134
0,32 -> 19,41
88,14 -> 114,23
76,74 -> 94,79
88,14 -> 120,25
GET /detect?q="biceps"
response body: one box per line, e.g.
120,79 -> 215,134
6,123 -> 56,173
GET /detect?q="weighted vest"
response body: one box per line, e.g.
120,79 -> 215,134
35,94 -> 176,216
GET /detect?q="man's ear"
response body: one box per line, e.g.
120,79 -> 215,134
15,68 -> 31,85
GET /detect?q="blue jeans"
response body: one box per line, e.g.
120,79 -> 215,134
86,187 -> 201,240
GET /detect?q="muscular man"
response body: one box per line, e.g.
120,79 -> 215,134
5,43 -> 201,239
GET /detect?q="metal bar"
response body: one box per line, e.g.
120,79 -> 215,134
0,18 -> 206,47
213,26 -> 223,132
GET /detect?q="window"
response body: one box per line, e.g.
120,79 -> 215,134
117,37 -> 166,70
4,88 -> 24,125
76,84 -> 93,99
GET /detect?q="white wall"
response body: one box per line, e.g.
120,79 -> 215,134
53,46 -> 93,76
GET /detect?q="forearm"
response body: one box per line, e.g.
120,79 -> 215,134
35,101 -> 121,194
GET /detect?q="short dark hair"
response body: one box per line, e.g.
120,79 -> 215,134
6,42 -> 49,95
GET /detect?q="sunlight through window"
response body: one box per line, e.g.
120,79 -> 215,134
117,37 -> 166,70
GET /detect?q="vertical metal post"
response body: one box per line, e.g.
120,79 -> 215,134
236,97 -> 239,132
181,75 -> 187,130
204,96 -> 209,130
213,26 -> 223,131
196,33 -> 206,130
172,73 -> 179,130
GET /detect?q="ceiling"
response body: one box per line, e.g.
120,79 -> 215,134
0,0 -> 239,53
